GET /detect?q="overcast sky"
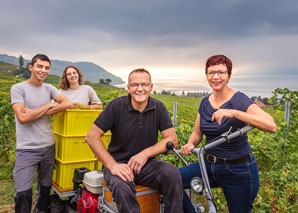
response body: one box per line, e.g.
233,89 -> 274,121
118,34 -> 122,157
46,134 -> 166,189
1,0 -> 297,97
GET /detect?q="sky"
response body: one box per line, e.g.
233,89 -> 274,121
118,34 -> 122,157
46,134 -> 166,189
1,0 -> 298,98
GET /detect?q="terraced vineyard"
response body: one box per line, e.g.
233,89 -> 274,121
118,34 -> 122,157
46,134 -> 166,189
151,94 -> 201,124
0,72 -> 297,212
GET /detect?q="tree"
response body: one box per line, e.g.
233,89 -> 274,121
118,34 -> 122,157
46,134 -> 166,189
84,80 -> 92,85
161,90 -> 171,95
99,79 -> 105,84
19,55 -> 24,68
23,70 -> 31,78
251,96 -> 257,101
182,90 -> 185,96
105,78 -> 112,85
23,63 -> 31,78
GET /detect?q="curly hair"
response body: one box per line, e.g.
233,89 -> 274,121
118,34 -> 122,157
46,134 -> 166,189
205,55 -> 233,76
59,66 -> 83,90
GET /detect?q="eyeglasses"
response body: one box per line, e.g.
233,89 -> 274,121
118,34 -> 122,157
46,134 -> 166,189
206,70 -> 228,77
128,82 -> 152,89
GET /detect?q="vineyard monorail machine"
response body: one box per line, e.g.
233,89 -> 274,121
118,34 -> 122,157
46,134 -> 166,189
50,109 -> 254,213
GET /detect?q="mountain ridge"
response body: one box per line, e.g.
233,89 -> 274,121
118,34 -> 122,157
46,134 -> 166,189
0,54 -> 125,85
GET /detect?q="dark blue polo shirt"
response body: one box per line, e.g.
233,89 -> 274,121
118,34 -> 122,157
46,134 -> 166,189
94,94 -> 173,163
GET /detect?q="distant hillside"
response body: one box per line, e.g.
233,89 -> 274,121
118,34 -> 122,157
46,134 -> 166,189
0,54 -> 124,85
0,61 -> 18,72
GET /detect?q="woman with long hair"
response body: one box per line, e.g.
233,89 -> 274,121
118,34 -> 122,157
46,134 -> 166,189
59,66 -> 102,109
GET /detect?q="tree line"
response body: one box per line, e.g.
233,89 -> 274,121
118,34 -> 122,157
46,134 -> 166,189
9,55 -> 31,78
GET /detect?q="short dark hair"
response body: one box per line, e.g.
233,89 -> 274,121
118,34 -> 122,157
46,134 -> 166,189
128,68 -> 151,83
205,55 -> 232,76
30,54 -> 51,66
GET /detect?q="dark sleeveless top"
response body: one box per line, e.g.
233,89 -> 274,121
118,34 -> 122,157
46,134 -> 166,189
199,91 -> 254,158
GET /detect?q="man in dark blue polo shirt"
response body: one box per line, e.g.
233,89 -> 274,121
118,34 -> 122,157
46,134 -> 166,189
86,68 -> 183,213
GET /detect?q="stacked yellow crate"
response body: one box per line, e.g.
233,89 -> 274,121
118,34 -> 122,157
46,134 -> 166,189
52,109 -> 111,190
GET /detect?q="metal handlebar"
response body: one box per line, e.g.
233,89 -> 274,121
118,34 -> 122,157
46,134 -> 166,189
166,142 -> 190,166
166,125 -> 254,163
166,125 -> 255,213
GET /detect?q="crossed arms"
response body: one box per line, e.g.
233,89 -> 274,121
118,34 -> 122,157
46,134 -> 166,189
12,94 -> 72,124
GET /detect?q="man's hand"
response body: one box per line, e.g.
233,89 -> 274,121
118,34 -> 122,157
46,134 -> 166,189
44,102 -> 62,115
110,163 -> 134,182
45,94 -> 72,115
48,102 -> 59,108
21,107 -> 32,113
128,152 -> 149,175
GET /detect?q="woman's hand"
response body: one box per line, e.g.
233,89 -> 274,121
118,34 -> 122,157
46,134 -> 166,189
180,143 -> 195,155
212,109 -> 234,125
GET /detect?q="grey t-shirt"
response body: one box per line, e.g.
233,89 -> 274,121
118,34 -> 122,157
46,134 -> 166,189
11,81 -> 60,149
59,85 -> 102,106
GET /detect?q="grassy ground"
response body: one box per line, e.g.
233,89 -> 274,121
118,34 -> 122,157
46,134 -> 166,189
0,178 -> 14,212
0,177 -> 37,213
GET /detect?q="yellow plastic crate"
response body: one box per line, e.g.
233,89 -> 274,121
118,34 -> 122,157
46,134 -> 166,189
53,109 -> 101,136
94,131 -> 111,170
53,158 -> 96,190
102,131 -> 111,147
54,133 -> 95,161
52,166 -> 56,183
54,131 -> 111,162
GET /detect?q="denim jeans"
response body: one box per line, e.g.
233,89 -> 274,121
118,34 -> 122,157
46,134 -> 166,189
179,154 -> 259,213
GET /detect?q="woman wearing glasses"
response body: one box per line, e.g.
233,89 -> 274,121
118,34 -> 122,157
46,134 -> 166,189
179,55 -> 276,212
59,66 -> 102,109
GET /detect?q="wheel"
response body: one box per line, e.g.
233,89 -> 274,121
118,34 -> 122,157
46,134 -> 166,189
48,194 -> 64,213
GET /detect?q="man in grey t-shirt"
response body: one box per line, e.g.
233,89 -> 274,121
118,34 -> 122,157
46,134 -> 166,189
11,54 -> 72,213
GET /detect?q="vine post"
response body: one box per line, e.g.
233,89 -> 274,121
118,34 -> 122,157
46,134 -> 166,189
173,101 -> 177,127
284,101 -> 290,137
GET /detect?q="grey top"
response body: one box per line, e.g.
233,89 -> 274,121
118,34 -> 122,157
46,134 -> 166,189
59,85 -> 102,106
11,81 -> 60,149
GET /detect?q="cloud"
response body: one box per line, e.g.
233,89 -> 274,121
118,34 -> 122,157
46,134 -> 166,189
0,0 -> 297,97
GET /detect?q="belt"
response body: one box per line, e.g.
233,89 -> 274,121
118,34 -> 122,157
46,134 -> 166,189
205,153 -> 251,165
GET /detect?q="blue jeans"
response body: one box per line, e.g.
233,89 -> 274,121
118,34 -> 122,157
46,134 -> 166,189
179,154 -> 259,213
